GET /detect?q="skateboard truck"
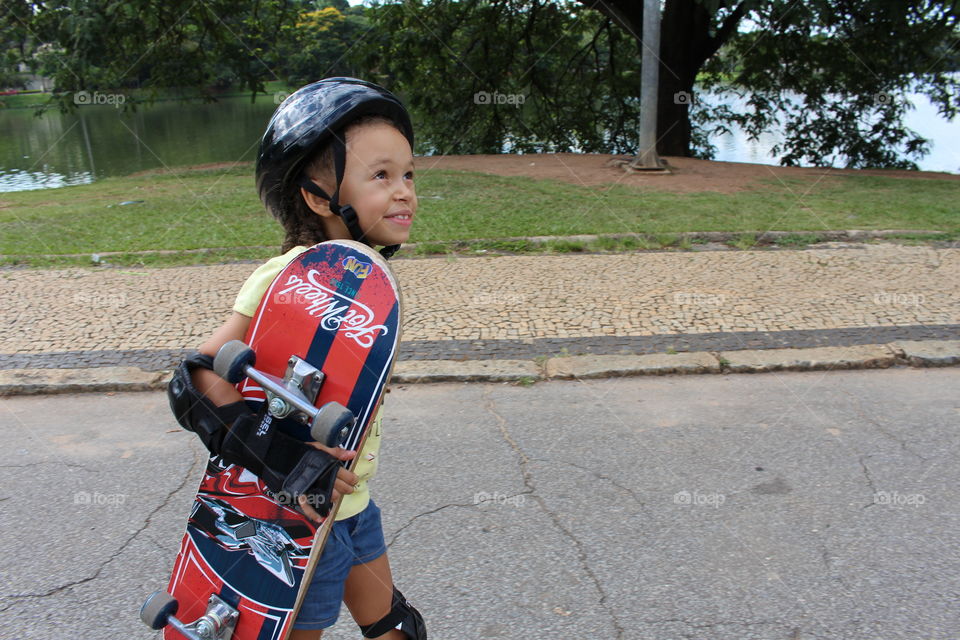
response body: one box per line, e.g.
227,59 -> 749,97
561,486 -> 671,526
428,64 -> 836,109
140,591 -> 238,640
214,340 -> 356,448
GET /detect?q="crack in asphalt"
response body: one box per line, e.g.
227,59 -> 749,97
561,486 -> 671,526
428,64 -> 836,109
482,388 -> 628,640
839,388 -> 930,464
386,501 -> 481,548
858,454 -> 880,509
385,488 -> 536,549
0,445 -> 205,608
539,457 -> 650,511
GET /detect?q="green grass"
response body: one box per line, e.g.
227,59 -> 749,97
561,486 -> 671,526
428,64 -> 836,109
772,233 -> 824,248
1,167 -> 957,267
0,91 -> 48,109
543,239 -> 587,253
412,241 -> 451,256
733,233 -> 758,250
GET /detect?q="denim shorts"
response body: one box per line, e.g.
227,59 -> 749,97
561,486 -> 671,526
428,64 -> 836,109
293,499 -> 388,630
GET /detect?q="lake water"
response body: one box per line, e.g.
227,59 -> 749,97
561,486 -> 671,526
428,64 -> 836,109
1,91 -> 957,192
0,96 -> 280,192
707,92 -> 960,174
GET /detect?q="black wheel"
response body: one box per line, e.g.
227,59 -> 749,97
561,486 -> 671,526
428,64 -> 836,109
214,340 -> 256,383
310,402 -> 355,448
140,590 -> 178,630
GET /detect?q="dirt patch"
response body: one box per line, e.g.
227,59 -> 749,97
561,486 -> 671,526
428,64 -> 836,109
159,154 -> 960,195
416,153 -> 960,194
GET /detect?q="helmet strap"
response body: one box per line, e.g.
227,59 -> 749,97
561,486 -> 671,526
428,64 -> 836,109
298,132 -> 401,259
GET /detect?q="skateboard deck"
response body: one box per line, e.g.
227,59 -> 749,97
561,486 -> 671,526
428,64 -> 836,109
149,240 -> 401,640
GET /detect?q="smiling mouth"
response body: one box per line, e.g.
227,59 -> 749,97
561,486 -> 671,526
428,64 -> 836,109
385,211 -> 413,221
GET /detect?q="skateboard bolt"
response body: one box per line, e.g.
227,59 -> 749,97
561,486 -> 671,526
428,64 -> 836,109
268,397 -> 288,417
196,618 -> 216,638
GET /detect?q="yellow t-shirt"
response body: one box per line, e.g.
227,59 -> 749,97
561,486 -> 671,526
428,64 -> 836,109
233,246 -> 381,520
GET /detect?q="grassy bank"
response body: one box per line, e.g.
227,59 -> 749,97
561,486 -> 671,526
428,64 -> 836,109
1,163 -> 957,267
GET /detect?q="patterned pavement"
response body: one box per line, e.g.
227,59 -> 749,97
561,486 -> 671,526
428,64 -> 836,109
1,244 -> 958,371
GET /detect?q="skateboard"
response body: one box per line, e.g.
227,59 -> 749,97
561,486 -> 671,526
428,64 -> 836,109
140,240 -> 402,640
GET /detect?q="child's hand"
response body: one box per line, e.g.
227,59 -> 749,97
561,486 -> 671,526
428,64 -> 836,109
297,444 -> 359,524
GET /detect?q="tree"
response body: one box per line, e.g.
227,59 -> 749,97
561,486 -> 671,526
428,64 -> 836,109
357,0 -> 643,154
576,0 -> 752,159
587,0 -> 960,167
278,4 -> 373,86
0,0 -> 35,89
359,0 -> 959,168
6,0 -> 958,168
1,0 -> 348,111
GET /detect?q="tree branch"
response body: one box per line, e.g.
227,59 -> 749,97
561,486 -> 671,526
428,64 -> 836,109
714,1 -> 750,49
577,0 -> 639,38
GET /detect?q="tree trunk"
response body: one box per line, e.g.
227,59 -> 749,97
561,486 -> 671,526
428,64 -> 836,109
655,0 -> 716,156
583,0 -> 745,157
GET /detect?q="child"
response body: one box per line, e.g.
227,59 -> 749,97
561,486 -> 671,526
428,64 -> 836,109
170,78 -> 426,640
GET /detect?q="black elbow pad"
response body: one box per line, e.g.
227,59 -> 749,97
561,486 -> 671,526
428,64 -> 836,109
167,352 -> 250,454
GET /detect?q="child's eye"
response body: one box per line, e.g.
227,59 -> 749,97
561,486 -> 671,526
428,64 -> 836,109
374,170 -> 387,179
405,171 -> 414,181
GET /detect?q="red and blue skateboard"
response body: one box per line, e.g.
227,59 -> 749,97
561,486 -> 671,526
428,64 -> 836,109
140,240 -> 402,640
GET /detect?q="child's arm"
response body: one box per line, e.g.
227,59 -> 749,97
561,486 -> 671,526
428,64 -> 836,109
190,312 -> 359,522
193,312 -> 252,405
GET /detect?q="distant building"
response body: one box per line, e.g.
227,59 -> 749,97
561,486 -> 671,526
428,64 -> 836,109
16,63 -> 53,92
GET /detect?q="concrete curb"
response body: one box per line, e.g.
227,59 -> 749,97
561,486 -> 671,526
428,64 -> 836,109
7,229 -> 950,262
719,344 -> 898,373
0,366 -> 169,396
1,340 -> 957,396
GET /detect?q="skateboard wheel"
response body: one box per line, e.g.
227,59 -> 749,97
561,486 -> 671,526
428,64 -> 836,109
214,340 -> 256,383
140,590 -> 178,630
311,402 -> 356,448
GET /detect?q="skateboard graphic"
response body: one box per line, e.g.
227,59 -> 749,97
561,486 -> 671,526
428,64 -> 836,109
141,240 -> 402,640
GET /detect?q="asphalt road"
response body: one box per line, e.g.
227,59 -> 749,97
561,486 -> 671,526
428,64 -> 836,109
1,368 -> 958,640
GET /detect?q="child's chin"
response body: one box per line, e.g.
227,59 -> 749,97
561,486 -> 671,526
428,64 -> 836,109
383,231 -> 411,246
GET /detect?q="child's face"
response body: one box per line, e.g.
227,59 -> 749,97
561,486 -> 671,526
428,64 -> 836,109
319,121 -> 417,248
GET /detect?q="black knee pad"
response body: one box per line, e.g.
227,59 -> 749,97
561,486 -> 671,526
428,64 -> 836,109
359,587 -> 426,639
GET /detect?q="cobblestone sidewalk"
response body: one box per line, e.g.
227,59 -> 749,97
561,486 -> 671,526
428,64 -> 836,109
1,244 -> 958,381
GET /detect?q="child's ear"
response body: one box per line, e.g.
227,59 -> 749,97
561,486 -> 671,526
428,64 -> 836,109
300,187 -> 336,219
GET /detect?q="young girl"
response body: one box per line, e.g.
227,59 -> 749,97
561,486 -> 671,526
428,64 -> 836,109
175,78 -> 425,639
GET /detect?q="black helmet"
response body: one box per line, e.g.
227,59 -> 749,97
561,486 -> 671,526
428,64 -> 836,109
255,77 -> 414,257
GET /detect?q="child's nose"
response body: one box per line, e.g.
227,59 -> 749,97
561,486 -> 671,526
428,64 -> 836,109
394,181 -> 414,200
